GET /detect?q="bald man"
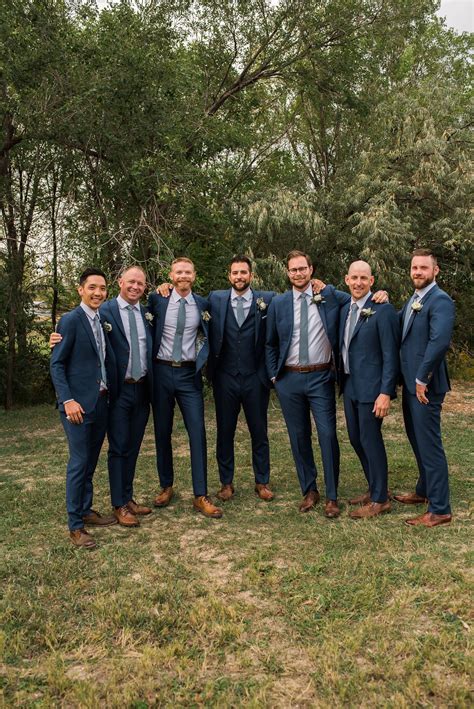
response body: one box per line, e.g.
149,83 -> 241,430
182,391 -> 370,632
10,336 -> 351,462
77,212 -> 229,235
338,261 -> 400,518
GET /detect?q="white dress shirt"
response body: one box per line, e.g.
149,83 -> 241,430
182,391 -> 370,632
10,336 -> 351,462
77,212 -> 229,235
116,295 -> 147,378
286,285 -> 332,366
157,289 -> 200,362
342,292 -> 372,374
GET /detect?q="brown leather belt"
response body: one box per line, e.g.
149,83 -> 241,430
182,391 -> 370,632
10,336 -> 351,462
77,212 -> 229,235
156,359 -> 196,368
124,377 -> 146,384
284,362 -> 332,373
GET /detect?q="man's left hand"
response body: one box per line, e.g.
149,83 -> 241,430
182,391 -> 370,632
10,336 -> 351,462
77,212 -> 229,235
373,393 -> 391,418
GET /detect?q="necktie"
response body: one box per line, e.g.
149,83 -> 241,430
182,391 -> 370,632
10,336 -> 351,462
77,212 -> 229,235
236,296 -> 245,327
126,305 -> 142,380
299,293 -> 309,365
93,314 -> 107,385
402,293 -> 418,338
347,302 -> 359,345
172,297 -> 186,362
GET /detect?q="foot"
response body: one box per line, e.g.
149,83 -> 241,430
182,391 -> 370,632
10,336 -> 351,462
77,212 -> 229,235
113,505 -> 140,527
349,501 -> 391,519
154,486 -> 173,507
193,495 -> 223,518
255,484 -> 274,501
127,499 -> 152,515
393,492 -> 428,505
82,509 -> 117,526
216,484 -> 234,501
405,512 -> 452,527
348,491 -> 371,506
299,490 -> 320,513
70,529 -> 96,549
325,499 -> 340,518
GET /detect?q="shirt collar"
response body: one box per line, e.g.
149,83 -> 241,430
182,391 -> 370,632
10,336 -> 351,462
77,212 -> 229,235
231,287 -> 252,302
351,291 -> 372,309
80,301 -> 99,320
171,289 -> 194,305
415,281 -> 436,299
117,294 -> 139,311
293,284 -> 313,301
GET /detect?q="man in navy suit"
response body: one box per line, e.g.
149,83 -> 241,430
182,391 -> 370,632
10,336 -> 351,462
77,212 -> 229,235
50,268 -> 117,549
148,257 -> 222,518
266,250 -> 349,517
394,249 -> 455,527
207,256 -> 276,501
338,261 -> 399,519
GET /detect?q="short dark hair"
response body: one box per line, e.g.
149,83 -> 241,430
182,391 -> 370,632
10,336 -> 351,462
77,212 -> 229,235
79,267 -> 107,286
286,250 -> 312,268
412,248 -> 438,265
228,255 -> 253,272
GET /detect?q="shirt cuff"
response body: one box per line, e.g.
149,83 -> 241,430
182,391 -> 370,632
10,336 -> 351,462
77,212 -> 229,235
415,379 -> 427,386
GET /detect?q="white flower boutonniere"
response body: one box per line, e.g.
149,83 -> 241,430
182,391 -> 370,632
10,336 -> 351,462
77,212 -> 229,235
311,294 -> 326,305
411,301 -> 423,312
201,310 -> 211,322
103,321 -> 112,332
145,312 -> 154,323
360,308 -> 376,319
256,298 -> 267,311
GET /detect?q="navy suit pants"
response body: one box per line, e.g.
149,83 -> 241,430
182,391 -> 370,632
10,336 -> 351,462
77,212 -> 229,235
402,387 -> 450,515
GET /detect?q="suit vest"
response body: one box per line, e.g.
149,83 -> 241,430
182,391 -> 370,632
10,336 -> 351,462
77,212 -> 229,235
219,300 -> 257,375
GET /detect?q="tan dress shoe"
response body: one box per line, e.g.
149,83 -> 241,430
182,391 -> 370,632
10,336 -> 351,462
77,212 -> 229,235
70,529 -> 96,549
154,487 -> 173,507
113,505 -> 140,527
325,499 -> 340,518
405,512 -> 452,527
349,501 -> 391,519
255,484 -> 274,501
82,509 -> 117,526
216,484 -> 234,501
348,491 -> 371,506
193,495 -> 223,518
299,490 -> 320,512
393,492 -> 428,505
127,500 -> 152,515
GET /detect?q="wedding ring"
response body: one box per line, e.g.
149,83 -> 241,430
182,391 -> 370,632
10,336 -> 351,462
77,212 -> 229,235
66,415 -> 71,420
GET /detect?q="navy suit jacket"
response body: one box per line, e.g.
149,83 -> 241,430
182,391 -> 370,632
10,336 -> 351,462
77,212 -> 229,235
266,285 -> 349,380
207,288 -> 276,387
147,291 -> 210,379
338,300 -> 400,402
400,284 -> 454,395
50,306 -> 117,413
99,298 -> 154,399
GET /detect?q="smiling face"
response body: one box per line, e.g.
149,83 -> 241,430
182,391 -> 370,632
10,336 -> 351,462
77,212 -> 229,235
344,261 -> 374,301
169,260 -> 196,296
410,255 -> 439,290
119,267 -> 146,305
78,275 -> 107,310
287,255 -> 313,291
228,261 -> 253,293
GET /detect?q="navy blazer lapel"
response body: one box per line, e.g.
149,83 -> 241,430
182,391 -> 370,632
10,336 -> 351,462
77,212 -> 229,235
339,301 -> 351,350
253,289 -> 262,343
109,298 -> 127,341
220,291 -> 230,342
139,304 -> 153,349
78,307 -> 100,355
317,297 -> 329,337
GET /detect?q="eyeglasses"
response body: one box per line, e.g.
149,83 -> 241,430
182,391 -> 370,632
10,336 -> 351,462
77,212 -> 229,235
288,266 -> 309,275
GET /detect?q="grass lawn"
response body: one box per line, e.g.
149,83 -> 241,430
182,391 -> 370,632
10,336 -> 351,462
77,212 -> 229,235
0,382 -> 472,707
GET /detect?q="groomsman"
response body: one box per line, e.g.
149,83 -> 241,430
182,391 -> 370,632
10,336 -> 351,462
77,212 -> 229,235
394,249 -> 455,527
50,268 -> 117,548
207,256 -> 276,501
148,257 -> 222,518
339,261 -> 399,519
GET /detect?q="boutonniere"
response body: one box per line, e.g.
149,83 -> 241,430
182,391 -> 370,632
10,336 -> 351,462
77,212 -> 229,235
311,294 -> 326,305
256,298 -> 267,312
145,312 -> 154,323
360,308 -> 376,319
102,321 -> 112,332
201,310 -> 211,322
411,301 -> 423,312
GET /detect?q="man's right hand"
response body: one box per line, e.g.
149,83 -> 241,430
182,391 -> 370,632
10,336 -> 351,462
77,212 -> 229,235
49,332 -> 62,348
156,283 -> 173,297
64,400 -> 85,425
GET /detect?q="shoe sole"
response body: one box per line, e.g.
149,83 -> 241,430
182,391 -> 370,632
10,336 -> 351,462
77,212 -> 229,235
193,507 -> 223,519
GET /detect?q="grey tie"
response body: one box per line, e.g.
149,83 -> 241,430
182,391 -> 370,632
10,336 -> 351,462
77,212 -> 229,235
172,297 -> 186,362
235,296 -> 245,327
126,305 -> 142,380
299,293 -> 309,365
347,302 -> 359,345
402,293 -> 418,338
93,314 -> 107,385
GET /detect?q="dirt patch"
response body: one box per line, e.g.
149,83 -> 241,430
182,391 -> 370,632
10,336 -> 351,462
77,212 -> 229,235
443,384 -> 474,417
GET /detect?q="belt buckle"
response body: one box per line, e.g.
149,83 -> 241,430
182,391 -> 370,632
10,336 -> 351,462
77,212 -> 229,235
171,361 -> 182,368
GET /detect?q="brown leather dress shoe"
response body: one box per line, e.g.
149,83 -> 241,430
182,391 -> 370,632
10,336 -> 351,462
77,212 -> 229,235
393,492 -> 428,505
255,484 -> 274,501
113,505 -> 140,527
82,509 -> 117,526
216,484 -> 234,501
70,529 -> 96,549
127,500 -> 152,515
299,490 -> 320,513
348,491 -> 371,505
193,495 -> 223,518
349,501 -> 391,519
325,499 -> 340,518
154,486 -> 174,507
405,512 -> 452,527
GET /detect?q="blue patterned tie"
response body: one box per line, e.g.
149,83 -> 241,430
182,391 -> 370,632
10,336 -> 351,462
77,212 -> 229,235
172,298 -> 186,362
93,314 -> 107,385
347,303 -> 359,344
126,305 -> 142,380
299,293 -> 309,365
236,296 -> 245,327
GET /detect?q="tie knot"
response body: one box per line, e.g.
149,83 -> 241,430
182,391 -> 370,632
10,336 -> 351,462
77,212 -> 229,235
126,305 -> 134,311
351,303 -> 358,312
413,293 -> 419,301
300,292 -> 307,300
179,297 -> 186,304
236,296 -> 243,302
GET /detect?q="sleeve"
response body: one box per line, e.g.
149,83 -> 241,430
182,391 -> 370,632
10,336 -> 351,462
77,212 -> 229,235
416,295 -> 455,385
